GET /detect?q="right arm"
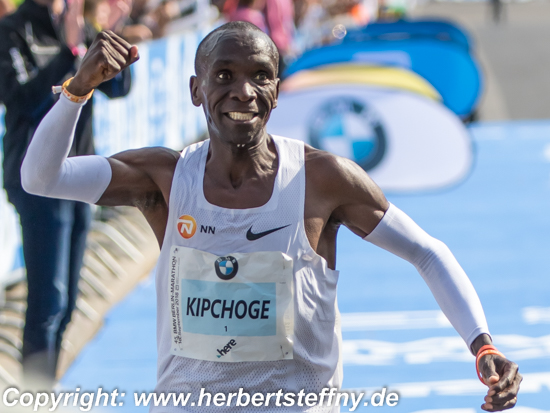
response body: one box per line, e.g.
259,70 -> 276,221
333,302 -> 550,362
20,31 -> 178,242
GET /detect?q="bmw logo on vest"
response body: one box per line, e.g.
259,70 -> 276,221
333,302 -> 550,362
214,256 -> 239,280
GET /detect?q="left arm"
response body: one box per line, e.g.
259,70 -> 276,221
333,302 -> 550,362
326,155 -> 522,411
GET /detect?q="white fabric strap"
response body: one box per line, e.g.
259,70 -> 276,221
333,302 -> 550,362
364,203 -> 490,352
21,94 -> 112,204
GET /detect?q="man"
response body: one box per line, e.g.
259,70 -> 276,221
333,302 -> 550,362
0,0 -> 131,385
21,23 -> 521,411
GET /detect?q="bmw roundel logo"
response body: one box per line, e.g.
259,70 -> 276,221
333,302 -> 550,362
309,97 -> 387,171
214,256 -> 239,280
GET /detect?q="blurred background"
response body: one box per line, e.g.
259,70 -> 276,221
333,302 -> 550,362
1,0 -> 549,411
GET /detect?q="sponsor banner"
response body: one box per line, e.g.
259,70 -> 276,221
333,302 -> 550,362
268,85 -> 473,192
284,38 -> 483,118
344,19 -> 473,52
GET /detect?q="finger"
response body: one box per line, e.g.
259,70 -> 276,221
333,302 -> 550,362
129,45 -> 140,64
101,40 -> 127,68
102,31 -> 138,65
479,354 -> 503,390
106,51 -> 126,73
103,30 -> 133,51
102,31 -> 129,58
490,361 -> 518,394
489,375 -> 522,404
490,397 -> 518,412
103,56 -> 122,78
492,371 -> 523,409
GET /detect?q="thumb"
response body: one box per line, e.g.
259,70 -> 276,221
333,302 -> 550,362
486,374 -> 499,386
129,45 -> 140,64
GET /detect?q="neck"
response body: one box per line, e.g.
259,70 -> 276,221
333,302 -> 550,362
206,132 -> 277,190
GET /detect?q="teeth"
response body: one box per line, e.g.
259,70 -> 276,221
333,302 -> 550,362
227,112 -> 254,121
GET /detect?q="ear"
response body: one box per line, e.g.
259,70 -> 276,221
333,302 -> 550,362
190,75 -> 202,107
272,78 -> 280,109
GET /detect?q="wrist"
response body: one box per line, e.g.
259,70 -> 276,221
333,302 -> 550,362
470,333 -> 492,355
66,76 -> 94,97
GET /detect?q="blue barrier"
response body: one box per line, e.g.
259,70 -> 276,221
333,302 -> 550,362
344,19 -> 473,51
284,39 -> 483,118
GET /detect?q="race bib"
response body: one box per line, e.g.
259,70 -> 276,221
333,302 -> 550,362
169,246 -> 294,362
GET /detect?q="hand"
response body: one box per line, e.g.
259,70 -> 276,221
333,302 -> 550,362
478,353 -> 522,411
64,0 -> 85,47
67,30 -> 139,96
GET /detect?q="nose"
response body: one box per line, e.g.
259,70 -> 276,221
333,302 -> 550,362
230,78 -> 256,102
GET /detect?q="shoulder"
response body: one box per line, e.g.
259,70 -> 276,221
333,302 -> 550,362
109,146 -> 180,178
304,144 -> 388,219
304,144 -> 371,194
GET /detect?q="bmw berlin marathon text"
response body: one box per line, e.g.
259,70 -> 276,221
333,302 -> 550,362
3,387 -> 400,410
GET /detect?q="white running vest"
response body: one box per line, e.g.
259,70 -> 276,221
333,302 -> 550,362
154,136 -> 342,412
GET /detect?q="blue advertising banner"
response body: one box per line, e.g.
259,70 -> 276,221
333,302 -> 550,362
344,19 -> 473,52
284,38 -> 483,118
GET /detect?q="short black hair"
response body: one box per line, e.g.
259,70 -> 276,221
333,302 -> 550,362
194,21 -> 279,76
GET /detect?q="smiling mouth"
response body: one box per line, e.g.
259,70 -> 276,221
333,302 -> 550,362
225,112 -> 257,121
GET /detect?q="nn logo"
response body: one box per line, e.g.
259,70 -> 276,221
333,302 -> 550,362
177,215 -> 196,239
216,339 -> 237,358
200,225 -> 215,234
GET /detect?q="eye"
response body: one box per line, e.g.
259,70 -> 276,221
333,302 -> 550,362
254,72 -> 269,81
217,71 -> 231,80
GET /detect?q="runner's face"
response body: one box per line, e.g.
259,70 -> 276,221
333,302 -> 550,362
193,31 -> 279,146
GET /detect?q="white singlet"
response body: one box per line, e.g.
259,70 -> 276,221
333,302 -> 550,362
154,136 -> 342,412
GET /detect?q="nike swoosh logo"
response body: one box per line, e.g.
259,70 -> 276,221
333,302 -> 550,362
246,224 -> 290,241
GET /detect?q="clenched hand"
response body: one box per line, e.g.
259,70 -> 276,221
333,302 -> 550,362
67,31 -> 139,96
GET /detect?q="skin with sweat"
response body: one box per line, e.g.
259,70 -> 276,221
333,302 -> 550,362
67,28 -> 521,412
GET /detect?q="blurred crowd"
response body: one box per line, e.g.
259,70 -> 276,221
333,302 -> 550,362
0,0 -> 384,63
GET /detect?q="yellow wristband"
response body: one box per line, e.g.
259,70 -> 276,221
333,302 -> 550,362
52,77 -> 94,104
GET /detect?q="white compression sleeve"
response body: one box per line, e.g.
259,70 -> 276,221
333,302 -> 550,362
21,94 -> 112,204
364,203 -> 490,352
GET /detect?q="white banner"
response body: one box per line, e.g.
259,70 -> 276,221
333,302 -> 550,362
268,85 -> 473,192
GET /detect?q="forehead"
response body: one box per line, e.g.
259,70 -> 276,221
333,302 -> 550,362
205,30 -> 276,70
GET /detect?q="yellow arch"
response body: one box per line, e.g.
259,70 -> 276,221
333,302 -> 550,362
282,64 -> 441,101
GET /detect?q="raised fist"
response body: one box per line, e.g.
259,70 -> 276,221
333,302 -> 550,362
67,31 -> 139,96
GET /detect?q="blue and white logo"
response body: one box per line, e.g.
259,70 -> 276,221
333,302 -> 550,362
214,256 -> 239,280
309,97 -> 387,171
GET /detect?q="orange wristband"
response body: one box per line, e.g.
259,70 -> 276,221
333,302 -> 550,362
476,345 -> 505,385
52,77 -> 94,104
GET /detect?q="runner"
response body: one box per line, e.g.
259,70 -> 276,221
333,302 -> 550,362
20,22 -> 521,411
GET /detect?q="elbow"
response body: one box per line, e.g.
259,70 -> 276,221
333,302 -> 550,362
413,236 -> 450,269
21,160 -> 46,196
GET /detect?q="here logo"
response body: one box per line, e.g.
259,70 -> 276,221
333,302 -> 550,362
216,339 -> 237,358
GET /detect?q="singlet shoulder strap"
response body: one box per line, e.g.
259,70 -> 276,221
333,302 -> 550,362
270,135 -> 306,217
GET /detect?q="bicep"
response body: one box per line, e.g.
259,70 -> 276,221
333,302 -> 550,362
330,158 -> 389,237
97,148 -> 175,207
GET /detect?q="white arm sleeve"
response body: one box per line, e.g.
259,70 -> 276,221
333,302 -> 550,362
21,94 -> 112,204
364,203 -> 490,352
